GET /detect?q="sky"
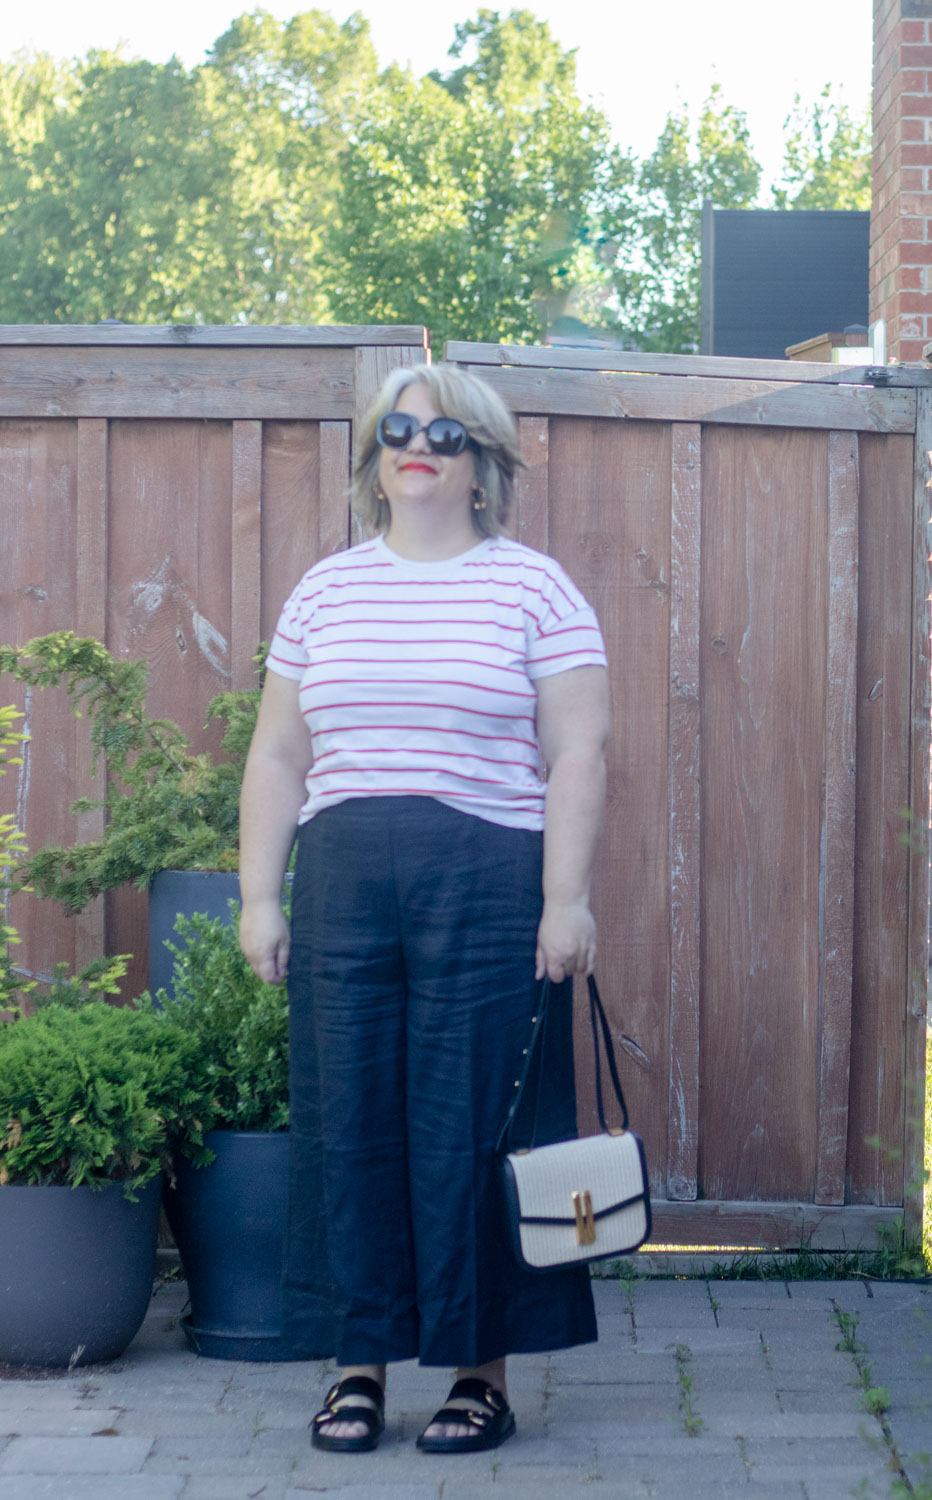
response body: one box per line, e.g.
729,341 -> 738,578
2,0 -> 873,188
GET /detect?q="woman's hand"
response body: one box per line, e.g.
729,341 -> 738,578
239,897 -> 290,985
535,898 -> 597,982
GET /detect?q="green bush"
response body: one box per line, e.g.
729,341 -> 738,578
0,1002 -> 210,1196
145,905 -> 289,1134
0,633 -> 262,911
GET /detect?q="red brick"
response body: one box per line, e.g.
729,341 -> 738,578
900,266 -> 924,289
894,292 -> 932,315
901,143 -> 932,166
902,117 -> 928,139
899,192 -> 932,213
902,241 -> 932,263
902,42 -> 932,63
903,69 -> 928,93
903,167 -> 925,189
902,96 -> 932,116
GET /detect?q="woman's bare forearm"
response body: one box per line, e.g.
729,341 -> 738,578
238,749 -> 307,904
542,747 -> 606,909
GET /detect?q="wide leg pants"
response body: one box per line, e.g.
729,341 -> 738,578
281,795 -> 597,1368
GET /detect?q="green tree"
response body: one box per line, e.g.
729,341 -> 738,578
328,8 -> 631,346
0,12 -> 378,324
616,86 -> 762,352
0,51 -> 227,322
772,86 -> 871,210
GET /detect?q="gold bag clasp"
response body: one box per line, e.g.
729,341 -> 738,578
572,1190 -> 596,1245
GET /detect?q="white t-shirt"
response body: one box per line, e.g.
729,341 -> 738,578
267,533 -> 607,831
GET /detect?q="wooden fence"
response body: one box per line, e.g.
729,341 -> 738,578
1,326 -> 929,1247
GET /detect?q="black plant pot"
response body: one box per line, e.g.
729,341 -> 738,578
0,1178 -> 161,1368
163,1129 -> 295,1361
149,869 -> 241,1001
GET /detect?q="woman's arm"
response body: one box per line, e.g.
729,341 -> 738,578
535,664 -> 610,983
238,671 -> 314,984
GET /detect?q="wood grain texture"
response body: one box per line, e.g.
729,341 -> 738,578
0,347 -> 356,420
318,422 -> 352,558
847,433 -> 914,1209
73,419 -> 109,967
649,1199 -> 904,1249
260,423 -> 321,644
105,420 -> 235,996
814,432 -> 860,1206
0,420 -> 81,986
667,424 -> 702,1200
699,427 -> 828,1202
455,364 -> 916,434
515,417 -> 549,551
0,325 -> 429,348
443,340 -> 932,389
231,422 -> 263,691
903,391 -> 932,1239
546,418 -> 673,1188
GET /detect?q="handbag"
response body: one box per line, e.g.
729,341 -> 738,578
496,974 -> 651,1272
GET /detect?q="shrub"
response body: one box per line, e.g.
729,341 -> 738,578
0,1002 -> 210,1197
145,905 -> 289,1134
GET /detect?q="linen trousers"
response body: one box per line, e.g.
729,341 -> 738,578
280,795 -> 597,1368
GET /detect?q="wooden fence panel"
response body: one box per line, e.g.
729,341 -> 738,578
450,342 -> 928,1246
547,418 -> 673,1186
0,329 -> 426,1000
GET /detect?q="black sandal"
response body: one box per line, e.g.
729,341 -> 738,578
416,1377 -> 516,1454
310,1374 -> 386,1452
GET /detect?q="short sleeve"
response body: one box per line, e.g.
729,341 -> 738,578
266,579 -> 310,680
525,562 -> 607,681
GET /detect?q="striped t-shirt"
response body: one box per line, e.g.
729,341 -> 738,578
267,533 -> 607,831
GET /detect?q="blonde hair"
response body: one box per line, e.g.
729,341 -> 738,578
351,364 -> 524,538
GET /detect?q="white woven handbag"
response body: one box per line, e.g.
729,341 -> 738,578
497,976 -> 651,1272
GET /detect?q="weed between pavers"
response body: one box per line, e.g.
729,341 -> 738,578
831,1300 -> 929,1499
671,1342 -> 703,1437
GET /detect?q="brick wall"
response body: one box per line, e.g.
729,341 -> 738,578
871,0 -> 932,361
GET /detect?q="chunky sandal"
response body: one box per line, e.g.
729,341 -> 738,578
416,1377 -> 516,1454
310,1374 -> 386,1452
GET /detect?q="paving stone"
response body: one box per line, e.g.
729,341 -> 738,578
115,1410 -> 251,1438
0,1480 -> 184,1500
700,1410 -> 869,1438
0,1406 -> 124,1437
0,1434 -> 155,1474
286,1488 -> 441,1500
185,1480 -> 291,1500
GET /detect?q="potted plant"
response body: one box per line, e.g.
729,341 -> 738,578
150,903 -> 300,1361
0,632 -> 262,995
0,999 -> 208,1368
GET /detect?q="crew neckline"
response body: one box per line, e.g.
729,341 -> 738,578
374,535 -> 494,571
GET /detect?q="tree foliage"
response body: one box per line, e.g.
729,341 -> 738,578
772,86 -> 871,210
0,11 -> 872,350
614,87 -> 762,352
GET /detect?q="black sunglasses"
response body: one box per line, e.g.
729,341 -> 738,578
376,411 -> 475,457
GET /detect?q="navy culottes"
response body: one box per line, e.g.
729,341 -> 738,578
280,795 -> 597,1368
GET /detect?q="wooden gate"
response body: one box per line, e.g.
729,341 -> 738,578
447,342 -> 930,1248
1,327 -> 928,1247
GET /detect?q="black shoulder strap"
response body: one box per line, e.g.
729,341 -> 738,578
496,975 -> 630,1156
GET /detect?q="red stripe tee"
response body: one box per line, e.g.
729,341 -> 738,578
268,534 -> 607,830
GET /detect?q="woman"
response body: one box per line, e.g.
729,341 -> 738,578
238,364 -> 609,1454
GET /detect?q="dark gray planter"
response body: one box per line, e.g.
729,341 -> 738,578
149,869 -> 240,1000
163,1129 -> 295,1361
0,1178 -> 161,1368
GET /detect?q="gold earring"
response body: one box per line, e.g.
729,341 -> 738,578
472,487 -> 487,511
374,481 -> 388,503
